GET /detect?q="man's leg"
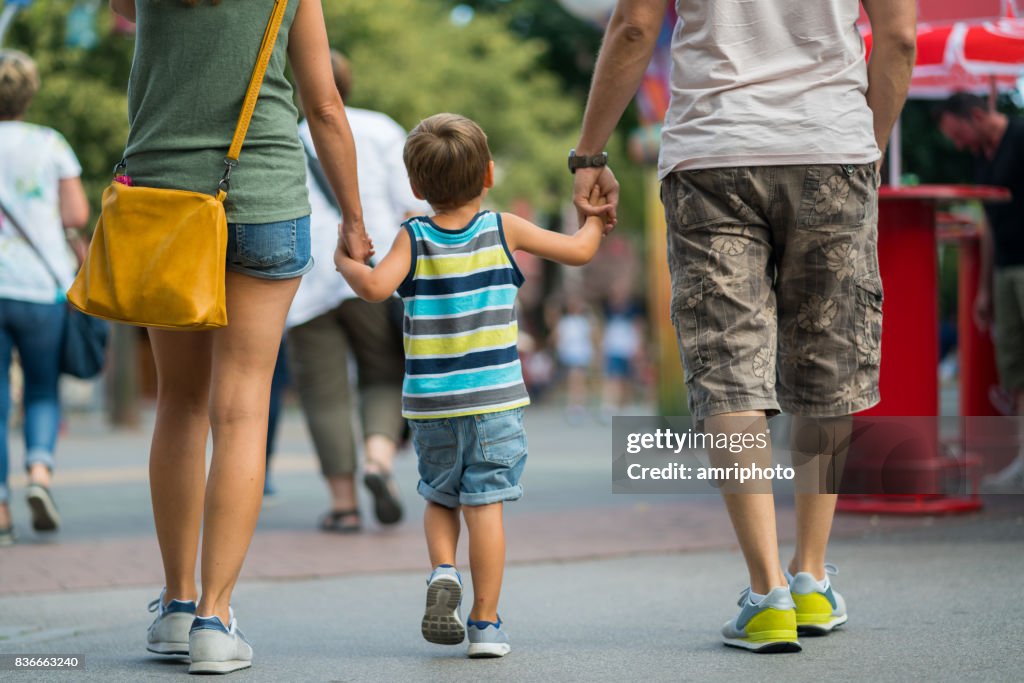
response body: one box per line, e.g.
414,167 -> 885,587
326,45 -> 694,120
788,415 -> 850,578
705,411 -> 788,595
287,310 -> 361,528
340,298 -> 407,523
988,268 -> 1024,486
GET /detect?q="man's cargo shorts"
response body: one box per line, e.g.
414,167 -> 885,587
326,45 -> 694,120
661,163 -> 883,419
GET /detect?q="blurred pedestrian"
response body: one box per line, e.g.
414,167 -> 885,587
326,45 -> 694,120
936,93 -> 1024,489
552,293 -> 595,423
287,50 -> 426,532
0,49 -> 90,545
109,0 -> 369,673
599,285 -> 643,421
263,338 -> 289,497
573,0 -> 915,652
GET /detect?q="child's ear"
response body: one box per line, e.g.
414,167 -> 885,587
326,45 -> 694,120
483,160 -> 495,189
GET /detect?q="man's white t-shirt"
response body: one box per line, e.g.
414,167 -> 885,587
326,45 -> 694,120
659,0 -> 880,178
287,108 -> 429,329
0,121 -> 82,303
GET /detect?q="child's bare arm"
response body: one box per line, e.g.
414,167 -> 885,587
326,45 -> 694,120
335,228 -> 412,302
503,195 -> 605,267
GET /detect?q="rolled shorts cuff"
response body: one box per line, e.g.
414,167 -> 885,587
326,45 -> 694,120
692,396 -> 781,420
779,390 -> 880,418
460,484 -> 523,507
227,256 -> 314,281
417,479 -> 461,509
25,448 -> 55,472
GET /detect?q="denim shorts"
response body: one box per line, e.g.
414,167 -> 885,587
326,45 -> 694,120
410,407 -> 528,508
226,215 -> 313,280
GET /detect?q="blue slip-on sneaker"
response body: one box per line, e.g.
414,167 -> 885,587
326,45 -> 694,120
786,563 -> 848,635
466,616 -> 511,658
146,589 -> 196,656
188,609 -> 253,675
422,565 -> 465,645
721,586 -> 801,653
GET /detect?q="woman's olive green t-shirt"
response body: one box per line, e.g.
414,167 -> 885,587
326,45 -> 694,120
124,0 -> 310,224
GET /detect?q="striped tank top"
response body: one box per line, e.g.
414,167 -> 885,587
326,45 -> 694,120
397,211 -> 530,419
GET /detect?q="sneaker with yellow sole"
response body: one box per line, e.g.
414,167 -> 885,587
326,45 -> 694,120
787,564 -> 848,636
721,586 -> 801,653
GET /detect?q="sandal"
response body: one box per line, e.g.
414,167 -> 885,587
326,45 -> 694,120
363,464 -> 403,525
318,508 -> 362,534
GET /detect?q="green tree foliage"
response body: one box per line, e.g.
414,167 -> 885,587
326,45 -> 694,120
321,0 -> 583,213
6,0 -> 585,215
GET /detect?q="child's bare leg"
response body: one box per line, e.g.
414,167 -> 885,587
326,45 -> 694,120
424,501 -> 460,567
462,502 -> 505,622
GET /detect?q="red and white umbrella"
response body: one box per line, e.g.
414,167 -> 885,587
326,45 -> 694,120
862,19 -> 1024,99
860,16 -> 1024,184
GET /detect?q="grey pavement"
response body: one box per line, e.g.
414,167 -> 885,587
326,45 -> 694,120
0,404 -> 1022,681
1,514 -> 1022,682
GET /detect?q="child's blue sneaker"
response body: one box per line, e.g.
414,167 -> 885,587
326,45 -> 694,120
422,565 -> 464,645
466,616 -> 511,658
146,588 -> 196,656
721,586 -> 801,653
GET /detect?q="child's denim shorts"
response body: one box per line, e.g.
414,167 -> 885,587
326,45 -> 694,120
410,407 -> 528,508
226,215 -> 313,280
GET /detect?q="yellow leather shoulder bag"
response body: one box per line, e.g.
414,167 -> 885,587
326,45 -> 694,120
68,0 -> 289,330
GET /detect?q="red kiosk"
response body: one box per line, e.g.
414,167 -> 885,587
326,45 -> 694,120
838,185 -> 1011,514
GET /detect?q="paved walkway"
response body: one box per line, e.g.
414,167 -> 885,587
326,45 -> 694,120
0,407 -> 1021,681
2,408 -> 937,595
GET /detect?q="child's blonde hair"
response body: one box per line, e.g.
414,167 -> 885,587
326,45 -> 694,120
403,113 -> 491,211
0,50 -> 39,120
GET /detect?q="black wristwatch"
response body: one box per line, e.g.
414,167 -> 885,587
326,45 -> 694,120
568,149 -> 608,174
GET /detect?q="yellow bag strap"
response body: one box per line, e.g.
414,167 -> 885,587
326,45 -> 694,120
216,0 -> 290,201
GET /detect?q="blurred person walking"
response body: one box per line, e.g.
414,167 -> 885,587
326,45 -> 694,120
109,0 -> 369,673
936,93 -> 1024,489
573,0 -> 915,653
599,285 -> 643,421
287,50 -> 427,533
552,293 -> 595,423
0,49 -> 90,546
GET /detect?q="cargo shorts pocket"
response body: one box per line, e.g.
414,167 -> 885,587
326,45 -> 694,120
663,171 -> 735,231
670,281 -> 710,380
411,419 -> 458,468
854,276 -> 884,368
799,165 -> 874,231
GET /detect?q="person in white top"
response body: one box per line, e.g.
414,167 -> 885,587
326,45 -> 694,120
553,293 -> 595,423
287,51 -> 429,532
571,0 -> 916,652
0,50 -> 90,545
